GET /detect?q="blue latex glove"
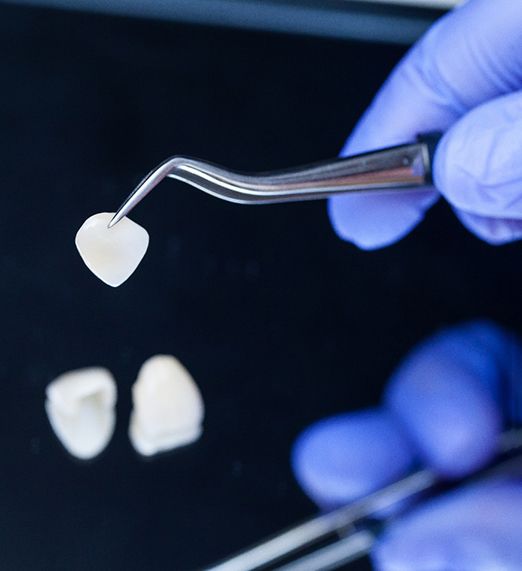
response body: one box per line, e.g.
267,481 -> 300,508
292,321 -> 522,570
330,0 -> 522,249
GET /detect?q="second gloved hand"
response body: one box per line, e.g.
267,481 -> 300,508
292,321 -> 522,570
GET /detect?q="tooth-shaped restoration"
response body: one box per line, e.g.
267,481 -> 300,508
45,367 -> 117,460
129,355 -> 204,456
75,212 -> 149,287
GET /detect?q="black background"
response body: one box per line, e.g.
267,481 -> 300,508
0,3 -> 520,570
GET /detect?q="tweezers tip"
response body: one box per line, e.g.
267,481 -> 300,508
107,212 -> 121,228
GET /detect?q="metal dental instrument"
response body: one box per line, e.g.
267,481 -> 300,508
108,134 -> 442,228
206,427 -> 522,571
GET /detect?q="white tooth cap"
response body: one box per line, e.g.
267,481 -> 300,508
45,367 -> 117,460
129,355 -> 204,456
75,212 -> 149,287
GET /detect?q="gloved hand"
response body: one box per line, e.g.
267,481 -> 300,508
331,0 -> 522,249
292,321 -> 522,570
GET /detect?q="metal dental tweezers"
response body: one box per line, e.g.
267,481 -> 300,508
206,428 -> 522,571
108,134 -> 442,228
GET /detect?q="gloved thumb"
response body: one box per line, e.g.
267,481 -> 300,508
434,91 -> 522,244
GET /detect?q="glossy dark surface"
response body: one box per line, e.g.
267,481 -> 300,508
0,4 -> 519,570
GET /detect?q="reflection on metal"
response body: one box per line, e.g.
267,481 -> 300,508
108,136 -> 439,228
1,0 -> 446,44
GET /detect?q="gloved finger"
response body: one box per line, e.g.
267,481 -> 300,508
385,320 -> 522,478
433,91 -> 522,237
291,409 -> 414,510
453,210 -> 522,246
329,0 -> 522,249
373,480 -> 522,571
327,191 -> 438,251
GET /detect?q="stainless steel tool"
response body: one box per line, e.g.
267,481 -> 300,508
108,134 -> 441,228
206,428 -> 522,571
